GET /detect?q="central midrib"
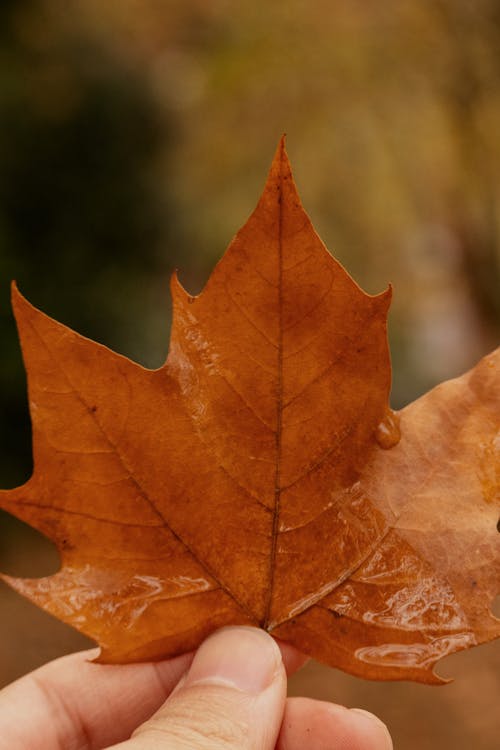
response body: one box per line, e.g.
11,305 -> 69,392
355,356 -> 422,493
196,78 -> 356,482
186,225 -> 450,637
263,154 -> 284,629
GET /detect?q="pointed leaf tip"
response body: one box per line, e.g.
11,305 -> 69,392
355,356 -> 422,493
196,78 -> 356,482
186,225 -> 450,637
170,269 -> 194,304
267,135 -> 293,182
10,280 -> 20,303
10,282 -> 28,318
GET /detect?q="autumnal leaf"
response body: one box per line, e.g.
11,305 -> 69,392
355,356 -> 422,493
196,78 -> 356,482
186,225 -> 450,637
1,138 -> 499,683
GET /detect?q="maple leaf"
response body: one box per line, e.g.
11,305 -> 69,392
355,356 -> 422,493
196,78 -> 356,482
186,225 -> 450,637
1,138 -> 499,684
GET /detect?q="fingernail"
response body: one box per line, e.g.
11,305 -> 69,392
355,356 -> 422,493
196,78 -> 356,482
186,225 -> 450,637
184,627 -> 282,694
350,709 -> 393,749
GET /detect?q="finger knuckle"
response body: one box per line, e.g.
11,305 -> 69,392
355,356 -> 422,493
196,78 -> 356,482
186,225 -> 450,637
136,688 -> 251,749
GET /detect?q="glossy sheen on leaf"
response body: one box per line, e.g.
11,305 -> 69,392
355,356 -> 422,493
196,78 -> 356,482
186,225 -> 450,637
1,139 -> 499,683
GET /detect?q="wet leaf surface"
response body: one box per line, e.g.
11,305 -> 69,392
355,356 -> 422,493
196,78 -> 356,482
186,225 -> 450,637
1,139 -> 499,682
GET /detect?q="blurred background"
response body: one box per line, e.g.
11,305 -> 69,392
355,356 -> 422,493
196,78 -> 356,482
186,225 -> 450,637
0,0 -> 499,747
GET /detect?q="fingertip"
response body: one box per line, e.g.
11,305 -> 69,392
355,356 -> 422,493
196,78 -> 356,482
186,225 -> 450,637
274,638 -> 309,677
278,697 -> 392,750
348,708 -> 393,749
184,626 -> 283,694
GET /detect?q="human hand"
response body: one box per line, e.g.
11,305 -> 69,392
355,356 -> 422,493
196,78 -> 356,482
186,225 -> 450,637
0,626 -> 392,749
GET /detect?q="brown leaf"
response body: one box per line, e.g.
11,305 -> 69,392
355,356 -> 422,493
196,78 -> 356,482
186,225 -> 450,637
1,138 -> 499,683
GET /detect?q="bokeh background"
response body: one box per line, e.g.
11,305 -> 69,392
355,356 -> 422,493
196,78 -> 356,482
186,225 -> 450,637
1,0 -> 499,747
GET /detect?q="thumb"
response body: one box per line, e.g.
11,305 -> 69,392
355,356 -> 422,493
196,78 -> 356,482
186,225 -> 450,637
113,627 -> 287,750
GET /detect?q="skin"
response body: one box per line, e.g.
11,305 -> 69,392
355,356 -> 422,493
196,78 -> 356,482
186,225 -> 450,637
0,627 -> 392,750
